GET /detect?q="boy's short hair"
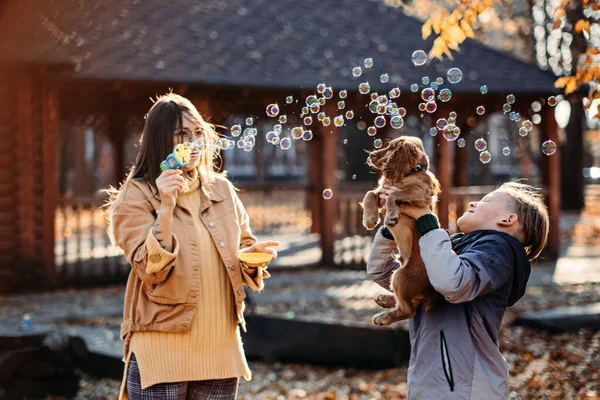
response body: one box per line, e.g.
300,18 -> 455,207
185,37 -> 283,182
499,182 -> 550,261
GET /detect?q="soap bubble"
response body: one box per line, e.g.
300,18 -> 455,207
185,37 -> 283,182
339,90 -> 348,99
337,101 -> 346,109
373,138 -> 383,149
359,82 -> 371,94
532,114 -> 542,124
352,67 -> 363,77
390,115 -> 404,129
374,115 -> 386,128
502,103 -> 511,113
430,82 -> 439,90
522,120 -> 533,131
398,107 -> 407,117
286,96 -> 294,104
310,104 -> 320,113
364,58 -> 374,68
518,127 -> 528,137
318,97 -> 326,106
245,117 -> 254,126
323,188 -> 333,199
370,93 -> 379,101
278,115 -> 287,124
412,50 -> 427,66
367,126 -> 377,136
266,103 -> 280,117
274,124 -> 283,133
280,137 -> 292,150
317,83 -> 326,93
449,111 -> 457,118
429,127 -> 438,137
343,139 -> 348,145
421,88 -> 435,102
377,95 -> 388,104
369,100 -> 379,113
436,118 -> 448,130
322,116 -> 331,126
345,110 -> 355,119
410,83 -> 419,92
548,96 -> 558,106
237,139 -> 245,149
438,88 -> 452,102
317,112 -> 326,121
506,94 -> 516,104
476,106 -> 485,115
291,126 -> 304,139
531,101 -> 542,112
322,88 -> 332,100
503,147 -> 511,156
302,106 -> 309,115
422,76 -> 430,85
480,85 -> 488,94
436,77 -> 444,85
389,87 -> 401,99
447,68 -> 463,84
377,104 -> 387,114
457,138 -> 466,147
303,116 -> 313,125
266,131 -> 278,143
302,130 -> 313,141
474,138 -> 487,151
425,101 -> 437,113
479,151 -> 491,164
442,124 -> 460,141
306,95 -> 318,106
447,117 -> 456,125
418,102 -> 427,112
230,124 -> 242,137
334,115 -> 345,127
542,140 -> 557,155
352,174 -> 356,180
380,73 -> 389,83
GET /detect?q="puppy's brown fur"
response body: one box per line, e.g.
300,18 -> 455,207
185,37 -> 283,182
362,136 -> 442,326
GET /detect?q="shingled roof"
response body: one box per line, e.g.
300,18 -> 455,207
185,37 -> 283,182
0,0 -> 557,94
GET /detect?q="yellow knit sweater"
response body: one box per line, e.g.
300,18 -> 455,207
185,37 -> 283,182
128,173 -> 251,389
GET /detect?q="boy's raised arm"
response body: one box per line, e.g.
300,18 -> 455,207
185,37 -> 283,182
366,226 -> 400,291
417,217 -> 514,303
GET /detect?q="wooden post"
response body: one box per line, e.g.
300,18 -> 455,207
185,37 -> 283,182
320,109 -> 338,266
542,105 -> 561,259
434,134 -> 452,229
42,82 -> 60,285
15,71 -> 36,279
307,132 -> 322,235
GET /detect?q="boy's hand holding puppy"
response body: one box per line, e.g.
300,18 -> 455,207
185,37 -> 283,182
379,184 -> 432,221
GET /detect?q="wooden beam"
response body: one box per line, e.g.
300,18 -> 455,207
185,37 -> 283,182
42,82 -> 60,285
15,71 -> 36,269
434,134 -> 452,229
543,106 -> 561,260
320,107 -> 338,266
307,133 -> 322,235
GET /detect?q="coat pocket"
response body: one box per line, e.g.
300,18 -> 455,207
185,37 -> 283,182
440,330 -> 455,392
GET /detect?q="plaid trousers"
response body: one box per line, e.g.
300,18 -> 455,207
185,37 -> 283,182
126,354 -> 239,400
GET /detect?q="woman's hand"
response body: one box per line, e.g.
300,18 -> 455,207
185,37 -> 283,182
238,241 -> 280,268
156,169 -> 185,209
379,184 -> 432,220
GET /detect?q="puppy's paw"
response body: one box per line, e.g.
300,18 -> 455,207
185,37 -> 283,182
374,294 -> 396,308
363,214 -> 380,230
372,311 -> 393,326
384,214 -> 399,227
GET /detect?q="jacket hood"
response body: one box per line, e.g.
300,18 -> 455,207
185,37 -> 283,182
451,230 -> 531,307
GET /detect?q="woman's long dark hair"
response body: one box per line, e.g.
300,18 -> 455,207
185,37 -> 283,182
101,92 -> 221,244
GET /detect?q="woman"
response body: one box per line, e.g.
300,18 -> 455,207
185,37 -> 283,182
106,92 -> 278,400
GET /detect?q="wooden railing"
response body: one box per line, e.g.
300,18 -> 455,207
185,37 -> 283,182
52,184 -> 509,284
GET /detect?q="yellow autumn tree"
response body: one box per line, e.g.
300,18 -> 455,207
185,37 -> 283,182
386,0 -> 600,119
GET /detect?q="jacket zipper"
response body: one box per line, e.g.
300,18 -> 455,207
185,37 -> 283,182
440,330 -> 455,392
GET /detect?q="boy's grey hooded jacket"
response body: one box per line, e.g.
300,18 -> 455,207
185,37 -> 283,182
367,226 -> 531,400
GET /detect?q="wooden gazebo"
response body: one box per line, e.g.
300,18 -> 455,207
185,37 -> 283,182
0,0 -> 559,292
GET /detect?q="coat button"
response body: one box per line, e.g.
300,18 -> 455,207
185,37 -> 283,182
219,241 -> 226,247
228,264 -> 235,270
209,221 -> 215,227
149,254 -> 161,263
